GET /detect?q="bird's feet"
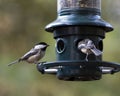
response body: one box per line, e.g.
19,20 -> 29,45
85,54 -> 88,61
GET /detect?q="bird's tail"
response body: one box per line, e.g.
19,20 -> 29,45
8,59 -> 21,66
91,48 -> 102,56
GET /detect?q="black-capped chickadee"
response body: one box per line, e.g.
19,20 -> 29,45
78,39 -> 102,61
8,42 -> 49,66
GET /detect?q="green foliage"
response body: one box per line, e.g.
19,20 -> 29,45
0,0 -> 120,96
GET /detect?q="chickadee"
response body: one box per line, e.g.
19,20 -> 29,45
78,39 -> 102,61
8,42 -> 49,66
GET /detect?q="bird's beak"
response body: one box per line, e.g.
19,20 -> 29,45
47,45 -> 50,47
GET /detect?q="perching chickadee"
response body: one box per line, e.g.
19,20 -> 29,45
8,42 -> 49,66
78,39 -> 102,61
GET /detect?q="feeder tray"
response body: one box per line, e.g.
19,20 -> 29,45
37,61 -> 120,81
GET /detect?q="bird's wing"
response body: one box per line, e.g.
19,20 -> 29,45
20,48 -> 40,60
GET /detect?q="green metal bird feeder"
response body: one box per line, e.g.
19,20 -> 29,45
37,0 -> 120,81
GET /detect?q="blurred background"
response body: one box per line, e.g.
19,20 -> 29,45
0,0 -> 120,96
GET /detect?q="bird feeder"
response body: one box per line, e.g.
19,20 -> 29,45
37,0 -> 120,81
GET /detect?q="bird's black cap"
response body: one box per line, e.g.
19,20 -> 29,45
36,42 -> 49,46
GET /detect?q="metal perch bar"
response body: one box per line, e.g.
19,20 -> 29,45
44,68 -> 58,74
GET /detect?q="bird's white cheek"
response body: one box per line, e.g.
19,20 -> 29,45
34,45 -> 46,49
